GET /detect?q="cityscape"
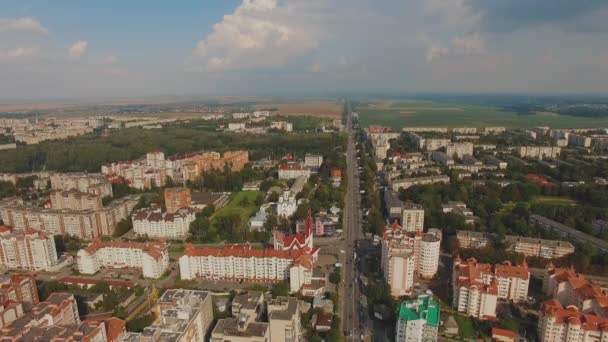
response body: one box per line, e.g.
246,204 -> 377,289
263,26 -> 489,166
3,1 -> 608,342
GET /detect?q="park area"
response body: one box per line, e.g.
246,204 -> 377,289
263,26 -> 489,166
357,100 -> 608,129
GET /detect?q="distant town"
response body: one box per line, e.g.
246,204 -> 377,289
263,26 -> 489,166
1,98 -> 608,342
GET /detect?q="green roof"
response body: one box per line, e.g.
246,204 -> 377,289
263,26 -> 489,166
398,295 -> 440,327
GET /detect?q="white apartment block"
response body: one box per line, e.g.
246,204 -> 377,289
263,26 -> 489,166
452,257 -> 529,320
505,236 -> 575,259
568,134 -> 592,148
270,121 -> 293,132
50,190 -> 103,211
402,203 -> 424,233
446,142 -> 474,159
278,163 -> 311,180
403,127 -> 449,133
276,191 -> 297,218
0,227 -> 58,271
407,132 -> 451,151
228,122 -> 246,131
268,297 -> 302,342
49,172 -> 113,197
451,127 -> 477,134
304,154 -> 324,169
518,146 -> 561,159
381,227 -> 442,296
391,175 -> 450,191
483,127 -> 506,135
132,206 -> 195,239
77,239 -> 169,278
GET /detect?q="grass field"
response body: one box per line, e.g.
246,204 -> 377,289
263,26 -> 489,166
357,100 -> 608,129
531,196 -> 577,206
255,100 -> 343,118
210,191 -> 263,227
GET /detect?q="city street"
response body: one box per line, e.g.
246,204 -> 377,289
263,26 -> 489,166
341,100 -> 367,341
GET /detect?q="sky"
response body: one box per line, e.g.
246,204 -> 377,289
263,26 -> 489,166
2,0 -> 608,100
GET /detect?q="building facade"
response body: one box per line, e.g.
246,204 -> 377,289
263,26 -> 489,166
132,206 -> 195,239
402,203 -> 424,233
164,187 -> 192,214
77,239 -> 169,278
0,227 -> 58,271
395,294 -> 440,342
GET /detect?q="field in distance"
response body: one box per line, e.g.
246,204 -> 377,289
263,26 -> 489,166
255,99 -> 343,118
357,99 -> 608,129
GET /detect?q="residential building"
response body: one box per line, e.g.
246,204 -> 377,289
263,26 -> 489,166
568,134 -> 592,148
270,121 -> 293,132
268,296 -> 301,342
248,209 -> 268,231
228,122 -> 246,131
0,195 -> 139,239
538,299 -> 608,342
452,257 -> 529,320
276,191 -> 297,218
395,294 -> 440,342
430,151 -> 454,166
77,239 -> 169,278
0,293 -> 81,339
517,146 -> 561,159
446,142 -> 474,159
530,215 -> 608,254
330,167 -> 342,187
49,172 -> 113,197
492,328 -> 518,342
390,175 -> 450,191
0,274 -> 39,309
304,154 -> 323,169
211,292 -> 268,342
456,230 -> 492,249
164,187 -> 192,214
381,226 -> 442,296
278,163 -> 311,180
442,201 -> 480,225
402,202 -> 424,233
125,289 -> 214,342
50,190 -> 103,211
0,227 -> 58,271
483,127 -> 506,135
407,132 -> 450,151
384,189 -> 403,222
543,263 -> 608,317
403,127 -> 449,133
505,236 -> 575,259
132,206 -> 195,239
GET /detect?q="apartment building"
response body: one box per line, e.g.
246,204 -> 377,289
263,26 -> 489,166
517,146 -> 561,159
390,175 -> 450,191
538,299 -> 608,342
442,202 -> 480,225
452,257 -> 529,320
268,296 -> 301,342
77,239 -> 169,278
402,202 -> 424,233
381,226 -> 442,296
543,264 -> 608,317
304,154 -> 323,169
270,121 -> 293,132
483,127 -> 506,135
164,187 -> 192,214
0,227 -> 58,271
403,127 -> 449,133
212,292 -> 268,342
0,293 -> 80,339
374,135 -> 390,159
50,189 -> 103,211
49,172 -> 113,197
451,127 -> 477,134
395,294 -> 440,342
456,230 -> 492,249
446,142 -> 474,159
0,274 -> 40,312
179,243 -> 317,292
278,163 -> 311,180
0,195 -> 138,239
132,206 -> 195,239
568,134 -> 592,148
505,236 -> 575,259
124,289 -> 214,342
407,132 -> 451,151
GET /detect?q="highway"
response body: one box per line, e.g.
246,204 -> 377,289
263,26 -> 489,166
341,99 -> 365,341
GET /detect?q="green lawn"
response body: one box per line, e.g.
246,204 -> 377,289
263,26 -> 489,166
357,100 -> 608,129
210,191 -> 263,226
531,196 -> 577,206
453,315 -> 477,339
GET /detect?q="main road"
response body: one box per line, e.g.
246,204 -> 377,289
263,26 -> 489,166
341,99 -> 365,341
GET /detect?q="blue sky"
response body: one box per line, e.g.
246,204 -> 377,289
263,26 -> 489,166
2,0 -> 608,99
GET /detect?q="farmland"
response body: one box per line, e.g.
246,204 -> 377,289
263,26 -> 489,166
356,100 -> 608,129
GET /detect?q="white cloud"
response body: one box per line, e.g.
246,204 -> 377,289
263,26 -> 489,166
0,17 -> 48,35
193,0 -> 322,71
0,46 -> 39,61
422,0 -> 480,27
69,40 -> 88,59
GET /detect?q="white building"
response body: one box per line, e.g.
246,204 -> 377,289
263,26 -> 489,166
270,121 -> 293,132
452,257 -> 529,320
304,154 -> 324,169
77,239 -> 169,278
228,123 -> 246,132
446,142 -> 474,159
402,203 -> 424,233
278,163 -> 311,180
132,206 -> 195,239
539,300 -> 608,342
381,226 -> 442,296
395,294 -> 440,342
518,146 -> 561,159
276,191 -> 297,218
0,227 -> 58,271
